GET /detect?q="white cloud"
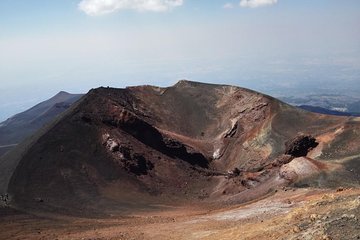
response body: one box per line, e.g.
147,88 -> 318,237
223,3 -> 234,9
239,0 -> 278,8
78,0 -> 184,16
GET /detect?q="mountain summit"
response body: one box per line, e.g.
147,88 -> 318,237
1,81 -> 359,216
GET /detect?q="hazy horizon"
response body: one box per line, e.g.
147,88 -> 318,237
1,0 -> 359,121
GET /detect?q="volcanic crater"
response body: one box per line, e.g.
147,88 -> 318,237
0,81 -> 359,239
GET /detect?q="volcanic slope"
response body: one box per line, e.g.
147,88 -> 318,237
0,91 -> 83,157
1,80 -> 359,215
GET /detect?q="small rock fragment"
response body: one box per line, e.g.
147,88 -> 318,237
310,214 -> 319,221
293,226 -> 301,233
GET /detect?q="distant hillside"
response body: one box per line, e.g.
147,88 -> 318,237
299,105 -> 360,117
348,100 -> 360,113
280,94 -> 360,116
0,91 -> 83,156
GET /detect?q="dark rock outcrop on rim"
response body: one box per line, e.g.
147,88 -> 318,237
285,135 -> 318,157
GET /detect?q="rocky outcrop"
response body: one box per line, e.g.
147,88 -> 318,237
285,135 -> 318,157
102,134 -> 154,176
279,157 -> 321,182
0,193 -> 10,207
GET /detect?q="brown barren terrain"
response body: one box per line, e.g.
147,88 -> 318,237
0,81 -> 359,239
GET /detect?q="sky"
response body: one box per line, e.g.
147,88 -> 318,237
0,0 -> 360,121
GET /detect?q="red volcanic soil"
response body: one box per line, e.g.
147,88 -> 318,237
0,81 -> 359,239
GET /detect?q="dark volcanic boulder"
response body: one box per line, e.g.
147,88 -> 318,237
285,135 -> 318,157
